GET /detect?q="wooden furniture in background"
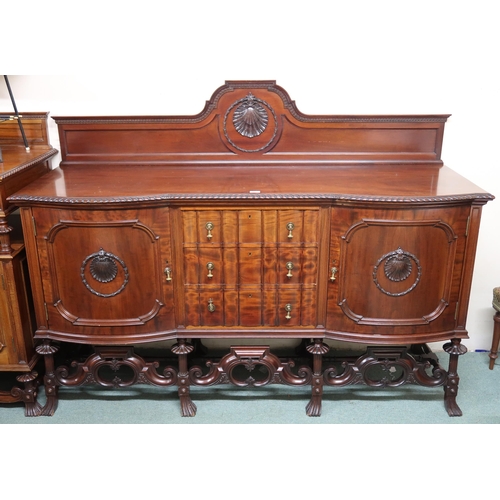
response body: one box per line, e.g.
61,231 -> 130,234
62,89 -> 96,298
8,82 -> 493,417
0,112 -> 57,414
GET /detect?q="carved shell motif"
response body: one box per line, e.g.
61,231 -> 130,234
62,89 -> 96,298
373,247 -> 421,297
233,93 -> 268,138
384,247 -> 412,282
89,249 -> 118,283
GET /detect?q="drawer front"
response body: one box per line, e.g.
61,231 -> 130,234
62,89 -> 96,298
179,208 -> 322,328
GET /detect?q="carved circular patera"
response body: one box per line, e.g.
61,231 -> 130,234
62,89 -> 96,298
223,93 -> 278,153
373,247 -> 421,297
81,248 -> 129,298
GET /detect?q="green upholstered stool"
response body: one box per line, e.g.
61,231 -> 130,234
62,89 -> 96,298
489,287 -> 500,369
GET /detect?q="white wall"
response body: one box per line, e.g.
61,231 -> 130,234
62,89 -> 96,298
2,1 -> 499,352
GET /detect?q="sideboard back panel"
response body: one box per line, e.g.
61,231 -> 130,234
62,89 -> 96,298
53,81 -> 448,167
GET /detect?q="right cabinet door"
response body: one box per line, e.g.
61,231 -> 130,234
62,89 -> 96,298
326,205 -> 471,343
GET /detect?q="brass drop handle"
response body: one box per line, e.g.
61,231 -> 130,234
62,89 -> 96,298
285,303 -> 292,320
286,261 -> 294,278
206,262 -> 214,279
205,222 -> 214,240
330,266 -> 338,282
208,298 -> 215,313
286,222 -> 295,239
164,265 -> 172,282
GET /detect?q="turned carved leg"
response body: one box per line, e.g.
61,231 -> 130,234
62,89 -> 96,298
489,313 -> 500,370
10,371 -> 43,417
36,340 -> 60,416
172,340 -> 197,417
305,339 -> 329,417
443,338 -> 466,417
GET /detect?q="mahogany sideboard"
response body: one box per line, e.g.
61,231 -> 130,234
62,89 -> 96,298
0,112 -> 57,414
8,81 -> 493,417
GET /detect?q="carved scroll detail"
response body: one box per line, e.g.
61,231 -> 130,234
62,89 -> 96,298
54,347 -> 177,388
323,346 -> 447,388
189,346 -> 312,387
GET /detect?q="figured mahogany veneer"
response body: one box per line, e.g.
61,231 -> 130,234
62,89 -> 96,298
8,82 -> 493,417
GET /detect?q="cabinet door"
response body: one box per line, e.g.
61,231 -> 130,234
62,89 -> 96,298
31,208 -> 175,343
327,205 -> 470,343
178,208 -> 323,329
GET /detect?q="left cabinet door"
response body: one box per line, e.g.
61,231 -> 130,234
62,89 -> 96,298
26,207 -> 176,344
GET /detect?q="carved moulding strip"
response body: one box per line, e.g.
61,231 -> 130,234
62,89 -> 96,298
342,219 -> 458,244
54,346 -> 177,388
189,346 -> 312,387
45,219 -> 160,244
55,298 -> 164,326
339,298 -> 449,326
323,346 -> 447,388
8,192 -> 494,206
267,85 -> 450,123
52,81 -> 449,126
0,149 -> 57,179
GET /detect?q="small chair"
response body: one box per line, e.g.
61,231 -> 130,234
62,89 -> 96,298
489,287 -> 500,369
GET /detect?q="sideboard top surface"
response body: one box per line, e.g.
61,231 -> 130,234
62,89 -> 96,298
9,163 -> 493,207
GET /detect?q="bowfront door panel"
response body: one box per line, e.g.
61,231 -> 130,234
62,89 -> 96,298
30,208 -> 175,343
327,205 -> 471,342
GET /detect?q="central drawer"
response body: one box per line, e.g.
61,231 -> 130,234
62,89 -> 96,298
179,208 -> 322,328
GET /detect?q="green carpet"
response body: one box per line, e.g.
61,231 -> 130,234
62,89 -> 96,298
2,351 -> 500,424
